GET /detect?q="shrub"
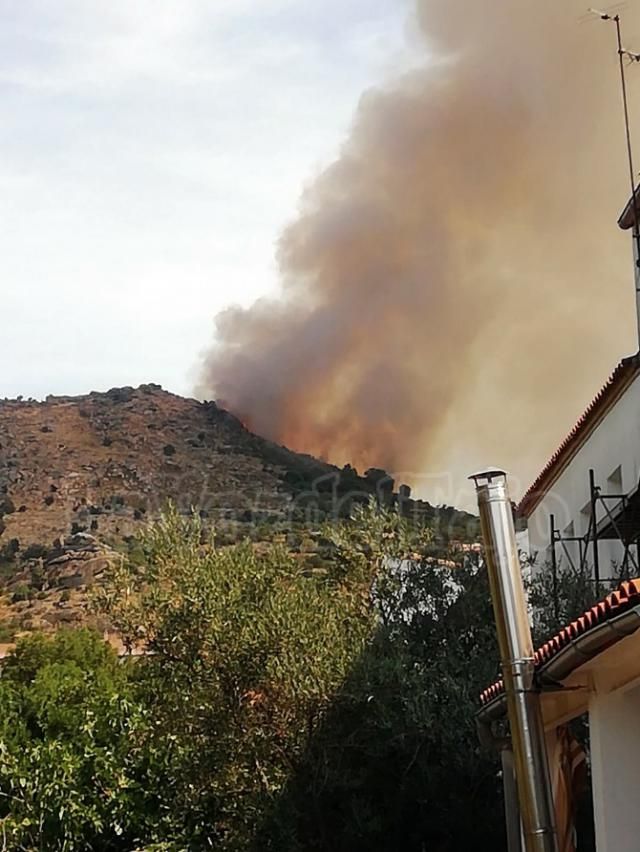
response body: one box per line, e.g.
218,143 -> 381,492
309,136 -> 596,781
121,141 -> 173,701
0,496 -> 15,514
11,584 -> 32,603
0,539 -> 19,561
22,543 -> 48,561
0,620 -> 16,642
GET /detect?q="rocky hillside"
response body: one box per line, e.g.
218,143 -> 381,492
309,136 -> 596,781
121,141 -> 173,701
0,384 -> 477,636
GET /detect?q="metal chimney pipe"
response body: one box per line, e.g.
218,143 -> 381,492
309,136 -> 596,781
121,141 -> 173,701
470,469 -> 558,852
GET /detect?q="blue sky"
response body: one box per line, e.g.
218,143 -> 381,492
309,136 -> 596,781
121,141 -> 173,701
0,0 -> 419,399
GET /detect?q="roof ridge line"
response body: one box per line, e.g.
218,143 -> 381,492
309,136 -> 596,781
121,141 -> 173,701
518,353 -> 640,518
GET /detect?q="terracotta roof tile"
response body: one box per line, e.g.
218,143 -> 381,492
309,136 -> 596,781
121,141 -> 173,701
518,354 -> 640,518
479,578 -> 640,707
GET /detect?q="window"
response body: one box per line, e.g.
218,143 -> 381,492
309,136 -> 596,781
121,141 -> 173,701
580,502 -> 591,536
607,464 -> 623,496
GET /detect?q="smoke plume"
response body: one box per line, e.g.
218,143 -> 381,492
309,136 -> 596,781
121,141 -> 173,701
199,0 -> 640,502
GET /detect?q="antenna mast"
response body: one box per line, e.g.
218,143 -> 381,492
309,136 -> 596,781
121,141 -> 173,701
590,8 -> 640,345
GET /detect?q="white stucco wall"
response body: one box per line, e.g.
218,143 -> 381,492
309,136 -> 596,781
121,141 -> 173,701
526,373 -> 640,576
589,682 -> 640,852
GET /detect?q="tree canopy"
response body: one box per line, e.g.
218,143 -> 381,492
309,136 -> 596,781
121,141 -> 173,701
0,505 -> 507,850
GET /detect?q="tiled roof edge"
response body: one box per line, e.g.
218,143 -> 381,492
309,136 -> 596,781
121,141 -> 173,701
479,577 -> 640,708
518,354 -> 640,518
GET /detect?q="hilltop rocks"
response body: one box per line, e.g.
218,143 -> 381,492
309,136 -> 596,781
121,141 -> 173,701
45,534 -> 111,590
103,386 -> 139,404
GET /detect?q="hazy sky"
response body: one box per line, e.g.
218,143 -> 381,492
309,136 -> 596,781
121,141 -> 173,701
1,0 -> 418,399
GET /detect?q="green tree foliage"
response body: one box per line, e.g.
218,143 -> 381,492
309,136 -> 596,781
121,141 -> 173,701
0,630 -> 156,849
0,505 -> 506,850
527,555 -> 626,643
99,509 -> 376,849
260,502 -> 503,851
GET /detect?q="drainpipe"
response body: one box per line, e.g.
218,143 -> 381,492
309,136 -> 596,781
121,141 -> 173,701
470,469 -> 558,852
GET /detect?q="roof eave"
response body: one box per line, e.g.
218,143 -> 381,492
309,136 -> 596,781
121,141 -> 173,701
476,602 -> 640,725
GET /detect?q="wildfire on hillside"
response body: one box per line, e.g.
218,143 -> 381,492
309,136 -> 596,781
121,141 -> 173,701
199,0 -> 640,496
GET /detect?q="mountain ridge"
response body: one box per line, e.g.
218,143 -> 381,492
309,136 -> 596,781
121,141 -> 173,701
0,383 -> 477,635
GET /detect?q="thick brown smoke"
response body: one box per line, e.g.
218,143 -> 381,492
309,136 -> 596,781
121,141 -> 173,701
199,0 -> 640,503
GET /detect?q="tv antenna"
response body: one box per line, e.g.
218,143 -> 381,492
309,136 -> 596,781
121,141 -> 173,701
587,7 -> 640,342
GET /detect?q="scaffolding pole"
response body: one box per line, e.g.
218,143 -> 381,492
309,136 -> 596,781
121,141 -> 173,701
547,470 -> 640,615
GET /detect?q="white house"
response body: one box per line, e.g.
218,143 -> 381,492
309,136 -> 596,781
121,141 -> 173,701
520,354 -> 640,581
478,192 -> 640,851
520,192 -> 640,587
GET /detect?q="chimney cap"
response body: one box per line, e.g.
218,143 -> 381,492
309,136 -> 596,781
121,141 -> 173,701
468,468 -> 508,485
618,186 -> 640,230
